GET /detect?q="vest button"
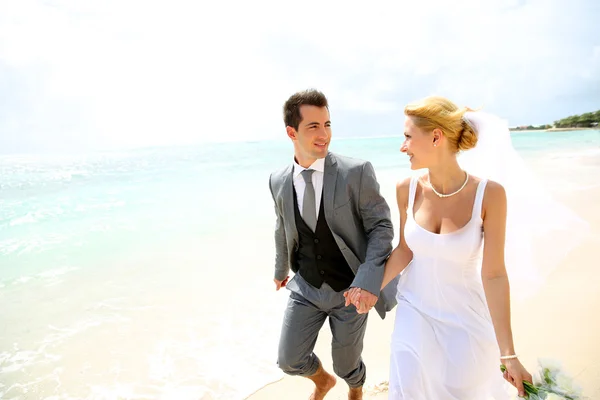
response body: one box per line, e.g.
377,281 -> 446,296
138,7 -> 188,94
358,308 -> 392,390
316,255 -> 322,260
320,270 -> 325,275
314,238 -> 319,244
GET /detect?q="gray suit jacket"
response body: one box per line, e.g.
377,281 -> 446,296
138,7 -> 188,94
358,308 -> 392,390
268,152 -> 399,319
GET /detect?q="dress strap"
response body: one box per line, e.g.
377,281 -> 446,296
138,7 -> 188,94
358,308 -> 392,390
407,176 -> 419,215
472,179 -> 489,220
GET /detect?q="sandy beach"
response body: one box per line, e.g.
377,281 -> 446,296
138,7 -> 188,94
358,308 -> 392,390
545,127 -> 597,132
248,166 -> 600,399
509,127 -> 595,133
4,135 -> 597,399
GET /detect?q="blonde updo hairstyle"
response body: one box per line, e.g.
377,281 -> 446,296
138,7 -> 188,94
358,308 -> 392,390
404,96 -> 478,152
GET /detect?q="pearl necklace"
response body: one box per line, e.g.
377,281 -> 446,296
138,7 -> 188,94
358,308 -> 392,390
426,171 -> 469,198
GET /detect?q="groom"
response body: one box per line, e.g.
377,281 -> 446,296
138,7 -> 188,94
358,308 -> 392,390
268,89 -> 399,399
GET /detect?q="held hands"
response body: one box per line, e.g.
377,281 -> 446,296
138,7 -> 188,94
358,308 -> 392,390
343,287 -> 378,313
501,358 -> 534,398
274,276 -> 289,291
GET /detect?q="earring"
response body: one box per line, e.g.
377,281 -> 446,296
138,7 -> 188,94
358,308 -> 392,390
434,143 -> 437,147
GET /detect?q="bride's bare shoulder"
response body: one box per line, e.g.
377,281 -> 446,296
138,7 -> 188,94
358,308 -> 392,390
469,175 -> 505,193
396,175 -> 419,194
480,179 -> 507,210
395,177 -> 412,192
395,176 -> 419,207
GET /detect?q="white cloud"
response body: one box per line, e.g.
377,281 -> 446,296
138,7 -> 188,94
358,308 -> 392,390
0,0 -> 598,153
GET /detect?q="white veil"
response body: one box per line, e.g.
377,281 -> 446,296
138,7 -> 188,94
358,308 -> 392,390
458,111 -> 590,301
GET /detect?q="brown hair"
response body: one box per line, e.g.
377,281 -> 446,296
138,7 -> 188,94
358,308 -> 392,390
404,96 -> 478,152
283,89 -> 329,130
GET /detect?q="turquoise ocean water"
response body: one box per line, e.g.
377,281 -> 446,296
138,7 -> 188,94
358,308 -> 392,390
1,130 -> 599,399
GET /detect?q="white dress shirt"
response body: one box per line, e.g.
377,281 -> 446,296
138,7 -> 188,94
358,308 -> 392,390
292,157 -> 325,221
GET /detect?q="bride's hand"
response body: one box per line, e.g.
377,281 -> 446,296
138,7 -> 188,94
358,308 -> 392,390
501,358 -> 533,398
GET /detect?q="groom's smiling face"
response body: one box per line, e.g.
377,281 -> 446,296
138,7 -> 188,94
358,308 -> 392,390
288,105 -> 331,167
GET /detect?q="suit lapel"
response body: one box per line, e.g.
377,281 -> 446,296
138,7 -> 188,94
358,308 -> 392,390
281,166 -> 298,243
323,152 -> 338,222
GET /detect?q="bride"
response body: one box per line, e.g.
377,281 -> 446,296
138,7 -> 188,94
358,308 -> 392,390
346,95 -> 586,399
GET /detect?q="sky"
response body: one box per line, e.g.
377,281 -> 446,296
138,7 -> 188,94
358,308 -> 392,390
0,0 -> 598,154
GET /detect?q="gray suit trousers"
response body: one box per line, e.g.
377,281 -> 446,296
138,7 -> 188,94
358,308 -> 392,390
277,274 -> 369,388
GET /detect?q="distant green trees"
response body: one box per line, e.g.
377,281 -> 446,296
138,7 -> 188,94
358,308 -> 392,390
526,124 -> 552,130
511,124 -> 552,131
554,110 -> 600,128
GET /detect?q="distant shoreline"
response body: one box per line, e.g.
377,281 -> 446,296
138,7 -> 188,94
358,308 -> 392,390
545,127 -> 596,132
510,127 -> 597,132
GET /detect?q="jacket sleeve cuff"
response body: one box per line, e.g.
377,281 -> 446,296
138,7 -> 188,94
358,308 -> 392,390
274,269 -> 289,281
351,265 -> 383,297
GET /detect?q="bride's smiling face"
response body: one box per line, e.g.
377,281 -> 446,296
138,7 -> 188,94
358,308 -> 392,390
401,116 -> 436,170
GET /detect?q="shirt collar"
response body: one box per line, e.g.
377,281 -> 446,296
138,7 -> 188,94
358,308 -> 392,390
293,157 -> 325,178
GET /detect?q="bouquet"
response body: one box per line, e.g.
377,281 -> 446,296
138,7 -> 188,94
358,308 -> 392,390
500,359 -> 584,399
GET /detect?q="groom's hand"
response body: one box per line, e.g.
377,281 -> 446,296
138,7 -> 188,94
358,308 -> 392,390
274,276 -> 289,291
344,287 -> 378,314
344,287 -> 361,307
356,289 -> 378,313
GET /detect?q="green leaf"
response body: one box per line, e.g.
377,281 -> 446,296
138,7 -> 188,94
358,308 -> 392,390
543,368 -> 553,385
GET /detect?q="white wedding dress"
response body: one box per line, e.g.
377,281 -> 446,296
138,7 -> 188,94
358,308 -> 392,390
388,176 -> 510,399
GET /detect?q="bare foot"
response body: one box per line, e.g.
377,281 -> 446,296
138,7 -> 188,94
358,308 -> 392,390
348,386 -> 363,400
307,364 -> 337,400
